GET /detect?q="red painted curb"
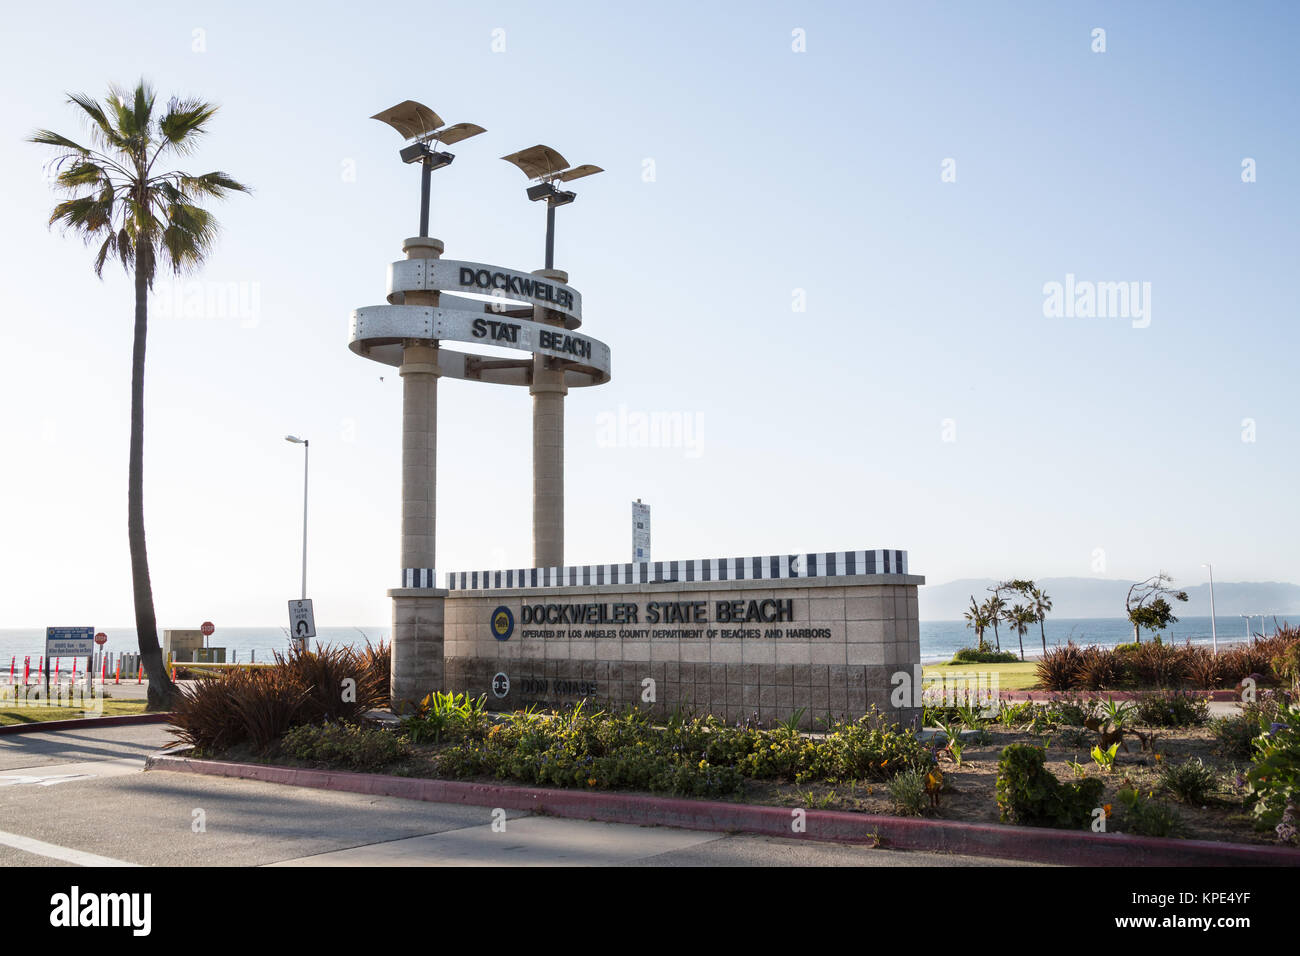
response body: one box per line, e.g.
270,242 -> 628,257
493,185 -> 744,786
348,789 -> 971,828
0,713 -> 173,735
144,752 -> 1299,866
998,690 -> 1239,702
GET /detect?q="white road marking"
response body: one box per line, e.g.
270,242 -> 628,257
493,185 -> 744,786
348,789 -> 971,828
0,758 -> 144,785
0,829 -> 139,867
0,773 -> 95,787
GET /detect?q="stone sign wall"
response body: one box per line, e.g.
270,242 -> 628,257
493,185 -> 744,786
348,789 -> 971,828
440,572 -> 923,729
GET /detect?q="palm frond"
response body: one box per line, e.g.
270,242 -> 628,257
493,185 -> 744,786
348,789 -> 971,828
158,99 -> 218,153
164,170 -> 251,198
159,201 -> 218,274
28,129 -> 92,153
65,92 -> 124,150
48,194 -> 115,235
105,81 -> 150,148
54,159 -> 113,190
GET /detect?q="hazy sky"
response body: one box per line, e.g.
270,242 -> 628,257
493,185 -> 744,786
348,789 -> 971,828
2,1 -> 1296,628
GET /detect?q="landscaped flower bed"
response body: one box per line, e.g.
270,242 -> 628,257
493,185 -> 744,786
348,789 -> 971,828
170,644 -> 1298,851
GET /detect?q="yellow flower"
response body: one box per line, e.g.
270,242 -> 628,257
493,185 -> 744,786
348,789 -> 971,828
1103,803 -> 1113,818
587,777 -> 597,787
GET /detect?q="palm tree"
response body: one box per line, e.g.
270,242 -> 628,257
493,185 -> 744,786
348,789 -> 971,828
982,595 -> 1006,652
963,596 -> 992,651
31,81 -> 249,709
1030,585 -> 1053,656
1003,604 -> 1036,662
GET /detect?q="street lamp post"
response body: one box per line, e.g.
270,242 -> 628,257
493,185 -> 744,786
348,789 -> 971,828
285,435 -> 309,607
1202,562 -> 1217,655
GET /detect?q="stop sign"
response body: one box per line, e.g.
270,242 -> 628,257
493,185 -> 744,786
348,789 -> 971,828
94,632 -> 107,645
200,621 -> 215,637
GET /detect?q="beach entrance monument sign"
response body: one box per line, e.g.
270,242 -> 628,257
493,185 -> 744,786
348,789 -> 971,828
351,100 -> 923,728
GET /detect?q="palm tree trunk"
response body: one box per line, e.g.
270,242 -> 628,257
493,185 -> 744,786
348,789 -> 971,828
130,248 -> 176,710
1040,619 -> 1047,656
991,620 -> 1001,651
1017,630 -> 1024,661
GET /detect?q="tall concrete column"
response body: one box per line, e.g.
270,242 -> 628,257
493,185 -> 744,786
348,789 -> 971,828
390,236 -> 446,709
531,268 -> 569,569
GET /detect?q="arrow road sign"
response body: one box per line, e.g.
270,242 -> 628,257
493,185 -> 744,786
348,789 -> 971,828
288,599 -> 316,640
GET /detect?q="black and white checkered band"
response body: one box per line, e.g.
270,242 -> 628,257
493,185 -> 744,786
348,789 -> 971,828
402,568 -> 438,589
444,550 -> 908,591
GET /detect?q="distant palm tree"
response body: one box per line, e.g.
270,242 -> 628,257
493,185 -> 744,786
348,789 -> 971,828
963,596 -> 992,651
30,80 -> 249,709
982,595 -> 1006,651
1003,604 -> 1036,662
1030,585 -> 1053,656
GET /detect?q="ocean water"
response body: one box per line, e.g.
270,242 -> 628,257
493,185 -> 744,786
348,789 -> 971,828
0,616 -> 1273,669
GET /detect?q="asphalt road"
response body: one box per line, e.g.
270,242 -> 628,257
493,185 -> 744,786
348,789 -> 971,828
0,723 -> 1029,867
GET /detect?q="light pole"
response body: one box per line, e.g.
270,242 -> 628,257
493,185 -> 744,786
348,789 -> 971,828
370,101 -> 485,238
285,436 -> 309,603
1202,562 -> 1217,655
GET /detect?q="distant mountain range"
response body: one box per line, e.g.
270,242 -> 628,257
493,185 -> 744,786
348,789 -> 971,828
919,577 -> 1300,622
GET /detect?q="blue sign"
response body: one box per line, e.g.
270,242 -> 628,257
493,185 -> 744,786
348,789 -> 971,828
490,606 -> 514,641
46,627 -> 94,657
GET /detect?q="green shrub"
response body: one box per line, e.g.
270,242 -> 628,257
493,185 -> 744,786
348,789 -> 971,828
1050,726 -> 1094,750
1078,647 -> 1126,690
281,721 -> 410,770
170,644 -> 390,753
1117,788 -> 1183,837
1210,693 -> 1287,758
1129,641 -> 1185,688
950,647 -> 1020,664
275,643 -> 388,725
401,691 -> 490,743
1044,697 -> 1097,727
888,769 -> 928,816
1036,644 -> 1083,691
1244,703 -> 1300,834
1210,715 -> 1259,758
995,743 -> 1104,829
1156,757 -> 1218,805
1185,647 -> 1228,690
1272,643 -> 1300,691
428,705 -> 929,799
1134,691 -> 1209,728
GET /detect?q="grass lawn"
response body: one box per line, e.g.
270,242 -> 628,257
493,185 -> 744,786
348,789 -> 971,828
924,660 -> 1040,691
0,698 -> 149,727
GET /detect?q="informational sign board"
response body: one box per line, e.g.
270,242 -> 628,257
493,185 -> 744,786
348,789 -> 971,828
45,627 -> 94,657
288,599 -> 316,640
632,500 -> 651,563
